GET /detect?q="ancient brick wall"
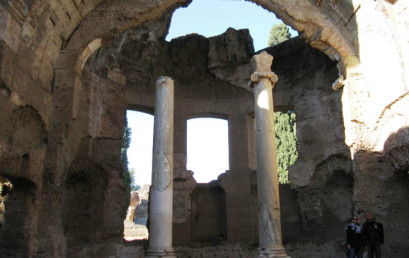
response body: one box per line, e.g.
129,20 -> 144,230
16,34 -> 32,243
0,0 -> 408,257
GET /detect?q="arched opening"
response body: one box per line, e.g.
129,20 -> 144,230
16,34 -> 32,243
61,4 -> 341,253
37,0 -> 352,255
123,110 -> 154,241
3,1 -> 386,256
187,117 -> 229,183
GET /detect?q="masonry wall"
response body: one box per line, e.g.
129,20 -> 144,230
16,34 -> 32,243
0,0 -> 408,257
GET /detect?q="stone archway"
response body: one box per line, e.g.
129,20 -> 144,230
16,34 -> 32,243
37,3 -> 355,253
1,0 -> 408,257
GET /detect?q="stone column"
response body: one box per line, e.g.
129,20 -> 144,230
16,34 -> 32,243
250,52 -> 289,258
146,76 -> 176,258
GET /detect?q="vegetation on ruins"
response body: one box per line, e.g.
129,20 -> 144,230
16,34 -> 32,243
274,111 -> 298,184
267,23 -> 292,47
269,23 -> 297,184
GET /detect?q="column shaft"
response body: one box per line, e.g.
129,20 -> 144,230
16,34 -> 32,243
251,52 -> 289,258
254,79 -> 283,250
147,76 -> 176,258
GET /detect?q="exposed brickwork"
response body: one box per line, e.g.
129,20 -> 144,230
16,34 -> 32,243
0,1 -> 408,257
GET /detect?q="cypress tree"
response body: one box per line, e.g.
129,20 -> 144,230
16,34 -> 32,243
274,111 -> 298,184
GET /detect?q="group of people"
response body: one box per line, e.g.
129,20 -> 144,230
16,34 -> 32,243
345,212 -> 384,258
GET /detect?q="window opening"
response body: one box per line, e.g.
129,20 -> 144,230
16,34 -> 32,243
123,110 -> 153,241
187,118 -> 229,183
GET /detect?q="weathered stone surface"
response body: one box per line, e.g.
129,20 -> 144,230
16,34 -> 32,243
190,183 -> 227,243
147,76 -> 176,256
208,28 -> 254,90
0,1 -> 408,257
251,51 -> 287,257
129,191 -> 140,208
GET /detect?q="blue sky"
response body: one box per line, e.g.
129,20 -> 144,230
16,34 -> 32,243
127,0 -> 296,185
166,0 -> 297,51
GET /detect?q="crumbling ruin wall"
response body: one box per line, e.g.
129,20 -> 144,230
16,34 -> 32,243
97,23 -> 350,256
123,30 -> 259,246
0,0 -> 408,257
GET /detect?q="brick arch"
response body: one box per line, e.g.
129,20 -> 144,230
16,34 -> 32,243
12,0 -> 357,93
0,0 -> 358,128
48,0 -> 357,134
0,1 -> 359,255
1,0 -> 359,128
57,0 -> 355,65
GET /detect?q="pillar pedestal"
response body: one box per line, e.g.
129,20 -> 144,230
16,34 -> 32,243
250,52 -> 290,258
145,247 -> 177,258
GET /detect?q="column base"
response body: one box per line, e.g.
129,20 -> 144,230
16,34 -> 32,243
145,247 -> 177,258
255,247 -> 290,258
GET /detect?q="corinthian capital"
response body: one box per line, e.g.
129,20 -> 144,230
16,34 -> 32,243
251,51 -> 273,73
250,51 -> 278,86
250,72 -> 278,84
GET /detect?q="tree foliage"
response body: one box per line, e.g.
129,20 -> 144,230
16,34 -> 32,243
121,119 -> 132,203
121,120 -> 140,196
129,168 -> 141,191
274,111 -> 298,184
268,23 -> 291,47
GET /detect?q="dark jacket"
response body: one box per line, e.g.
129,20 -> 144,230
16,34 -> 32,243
345,223 -> 364,249
363,220 -> 384,245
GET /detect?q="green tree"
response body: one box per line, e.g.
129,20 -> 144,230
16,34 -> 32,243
121,119 -> 132,204
268,23 -> 291,47
274,111 -> 298,184
129,168 -> 141,191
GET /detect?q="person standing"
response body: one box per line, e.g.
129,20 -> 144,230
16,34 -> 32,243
345,215 -> 364,258
362,212 -> 384,258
